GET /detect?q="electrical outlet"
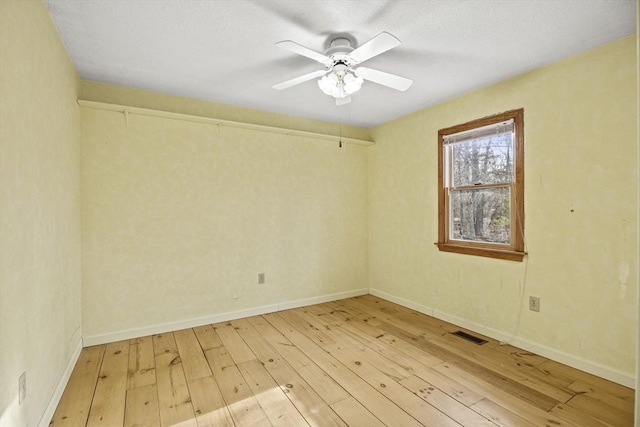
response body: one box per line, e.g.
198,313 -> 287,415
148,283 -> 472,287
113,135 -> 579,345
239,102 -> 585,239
258,273 -> 265,284
18,371 -> 26,404
529,296 -> 540,312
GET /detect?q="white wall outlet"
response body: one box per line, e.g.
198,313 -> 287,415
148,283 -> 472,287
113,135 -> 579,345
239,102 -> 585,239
529,296 -> 540,312
18,371 -> 26,404
258,273 -> 265,284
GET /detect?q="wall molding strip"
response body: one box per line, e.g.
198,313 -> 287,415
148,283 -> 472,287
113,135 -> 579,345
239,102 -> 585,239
77,100 -> 374,146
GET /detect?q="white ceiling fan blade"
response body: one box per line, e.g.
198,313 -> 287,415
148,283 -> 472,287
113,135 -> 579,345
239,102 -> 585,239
273,69 -> 327,90
356,67 -> 413,91
335,95 -> 351,106
275,40 -> 332,65
348,32 -> 401,64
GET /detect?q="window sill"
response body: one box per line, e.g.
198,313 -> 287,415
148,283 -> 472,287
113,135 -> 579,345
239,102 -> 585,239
436,242 -> 525,262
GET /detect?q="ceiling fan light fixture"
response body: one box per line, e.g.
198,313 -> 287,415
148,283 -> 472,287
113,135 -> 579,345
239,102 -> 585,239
318,70 -> 363,99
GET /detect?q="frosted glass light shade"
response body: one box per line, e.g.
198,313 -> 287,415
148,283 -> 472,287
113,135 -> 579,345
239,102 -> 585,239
343,72 -> 363,94
318,70 -> 363,99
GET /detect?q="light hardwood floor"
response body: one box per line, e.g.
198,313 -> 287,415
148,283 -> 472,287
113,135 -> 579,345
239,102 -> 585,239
50,295 -> 635,426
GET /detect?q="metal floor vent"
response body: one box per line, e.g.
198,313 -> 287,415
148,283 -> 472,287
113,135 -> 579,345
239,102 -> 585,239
451,330 -> 488,345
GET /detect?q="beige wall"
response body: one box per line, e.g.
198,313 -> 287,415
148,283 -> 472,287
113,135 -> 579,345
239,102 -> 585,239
0,1 -> 82,426
80,102 -> 369,340
369,36 -> 638,383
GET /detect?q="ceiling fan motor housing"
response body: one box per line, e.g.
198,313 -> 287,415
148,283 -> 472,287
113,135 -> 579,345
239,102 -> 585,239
332,61 -> 349,76
327,37 -> 353,54
326,37 -> 356,66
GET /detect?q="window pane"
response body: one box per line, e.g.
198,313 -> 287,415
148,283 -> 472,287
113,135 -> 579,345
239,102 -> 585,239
451,133 -> 513,187
449,187 -> 510,244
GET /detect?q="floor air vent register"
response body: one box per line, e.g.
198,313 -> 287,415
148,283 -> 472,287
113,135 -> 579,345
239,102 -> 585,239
451,330 -> 488,345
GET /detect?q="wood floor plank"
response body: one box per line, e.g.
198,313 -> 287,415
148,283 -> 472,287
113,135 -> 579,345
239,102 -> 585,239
202,343 -> 234,372
128,336 -> 156,389
491,343 -> 549,367
242,333 -> 349,425
204,345 -> 273,426
50,345 -> 105,427
246,315 -> 314,370
213,321 -> 257,364
491,346 -> 573,390
174,328 -> 212,381
155,351 -> 197,427
265,312 -> 424,427
278,307 -> 337,347
319,303 -> 445,371
564,393 -> 634,426
470,398 -> 538,427
351,297 -> 574,406
245,314 -> 287,338
355,296 -> 456,338
566,380 -> 635,414
330,396 -> 386,427
281,309 -> 462,427
333,312 -> 444,369
435,337 -> 574,400
540,359 -> 635,398
230,317 -> 261,339
86,340 -> 130,427
354,297 -> 504,358
292,307 -> 413,382
320,307 -> 485,407
432,337 -> 574,403
432,362 -> 577,427
336,304 -> 571,409
372,315 -> 562,412
400,375 -> 497,427
52,296 -> 633,427
296,363 -> 350,406
187,375 -> 235,427
124,383 -> 160,427
359,296 -> 566,395
193,324 -> 223,351
238,358 -> 310,426
152,332 -> 178,356
322,304 -> 486,409
550,402 -> 616,427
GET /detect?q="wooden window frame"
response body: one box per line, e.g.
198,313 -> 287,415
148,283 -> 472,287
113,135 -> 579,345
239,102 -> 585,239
437,109 -> 525,262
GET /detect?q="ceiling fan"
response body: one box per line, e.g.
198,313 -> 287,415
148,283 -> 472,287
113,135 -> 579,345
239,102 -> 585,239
272,32 -> 413,105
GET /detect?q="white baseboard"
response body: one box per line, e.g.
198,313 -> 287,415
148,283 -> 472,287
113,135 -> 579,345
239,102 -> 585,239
369,288 -> 635,388
83,288 -> 369,347
82,286 -> 634,388
38,338 -> 83,427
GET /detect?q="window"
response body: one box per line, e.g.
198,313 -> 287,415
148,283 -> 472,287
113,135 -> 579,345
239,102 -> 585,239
437,109 -> 525,261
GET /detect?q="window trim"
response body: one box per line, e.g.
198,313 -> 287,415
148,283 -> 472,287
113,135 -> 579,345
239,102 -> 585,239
437,109 -> 525,262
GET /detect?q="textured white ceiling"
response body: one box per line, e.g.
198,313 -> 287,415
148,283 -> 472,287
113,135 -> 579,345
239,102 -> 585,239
45,0 -> 636,128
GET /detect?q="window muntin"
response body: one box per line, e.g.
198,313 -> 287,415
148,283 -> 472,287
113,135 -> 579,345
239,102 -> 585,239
437,109 -> 524,261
